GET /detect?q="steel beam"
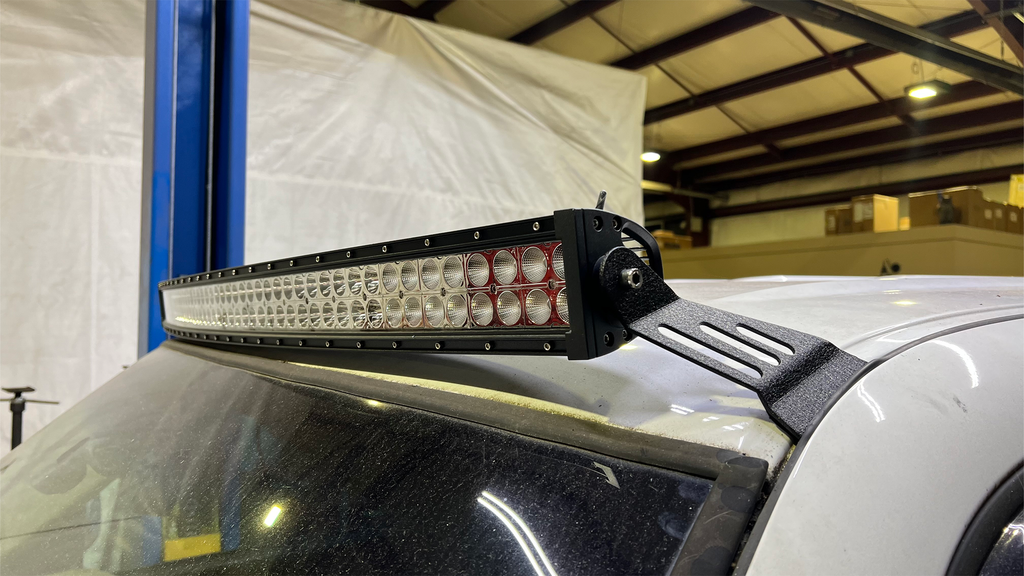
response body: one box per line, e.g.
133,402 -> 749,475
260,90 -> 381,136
611,7 -> 777,70
682,101 -> 1022,181
708,165 -> 1023,218
697,127 -> 1023,191
749,0 -> 1023,94
969,0 -> 1024,63
509,0 -> 618,45
138,0 -> 248,356
361,0 -> 455,20
644,10 -> 985,125
665,81 -> 998,166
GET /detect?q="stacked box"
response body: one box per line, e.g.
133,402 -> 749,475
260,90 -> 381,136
851,194 -> 898,233
825,205 -> 853,235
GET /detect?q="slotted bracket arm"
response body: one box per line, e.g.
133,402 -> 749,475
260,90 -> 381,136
597,247 -> 866,439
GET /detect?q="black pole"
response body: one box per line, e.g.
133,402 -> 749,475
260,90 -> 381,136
10,394 -> 24,448
2,387 -> 57,450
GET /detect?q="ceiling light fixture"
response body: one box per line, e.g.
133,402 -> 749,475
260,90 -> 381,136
641,151 -> 661,163
905,79 -> 951,99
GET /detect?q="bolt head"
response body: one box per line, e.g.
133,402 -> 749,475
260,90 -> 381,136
484,342 -> 492,351
543,342 -> 552,351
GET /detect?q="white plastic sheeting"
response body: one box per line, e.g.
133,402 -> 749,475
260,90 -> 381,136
0,0 -> 145,456
246,0 -> 645,262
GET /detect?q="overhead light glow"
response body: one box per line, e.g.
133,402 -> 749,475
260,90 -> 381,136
263,505 -> 283,527
905,80 -> 951,99
641,151 -> 661,163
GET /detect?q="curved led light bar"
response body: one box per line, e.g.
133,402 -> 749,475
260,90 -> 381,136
160,210 -> 663,358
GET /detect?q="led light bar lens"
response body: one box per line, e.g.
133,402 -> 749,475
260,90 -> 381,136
525,289 -> 551,324
467,253 -> 489,287
443,256 -> 465,288
496,291 -> 521,325
521,247 -> 547,283
552,244 -> 564,280
492,250 -> 517,285
162,241 -> 569,338
556,288 -> 569,323
471,293 -> 493,326
447,294 -> 468,327
421,259 -> 441,291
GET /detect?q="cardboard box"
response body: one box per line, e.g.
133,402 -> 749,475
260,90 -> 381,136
1008,205 -> 1023,234
991,202 -> 1007,232
909,192 -> 940,228
947,187 -> 989,228
824,205 -> 853,235
851,194 -> 898,233
652,229 -> 692,250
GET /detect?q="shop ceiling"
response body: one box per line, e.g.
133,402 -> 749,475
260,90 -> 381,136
357,0 -> 1023,196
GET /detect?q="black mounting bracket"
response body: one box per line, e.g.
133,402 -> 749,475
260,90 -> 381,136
597,246 -> 866,439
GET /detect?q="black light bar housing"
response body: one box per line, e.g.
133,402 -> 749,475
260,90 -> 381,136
160,209 -> 661,360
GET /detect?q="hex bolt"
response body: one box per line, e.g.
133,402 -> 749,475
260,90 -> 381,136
473,231 -> 480,239
392,341 -> 399,349
532,221 -> 540,231
325,341 -> 331,347
424,239 -> 431,246
289,260 -> 294,267
484,342 -> 492,351
382,246 -> 388,253
620,268 -> 643,289
434,342 -> 442,350
355,341 -> 363,349
315,256 -> 320,263
603,332 -> 614,346
346,251 -> 352,258
543,342 -> 552,351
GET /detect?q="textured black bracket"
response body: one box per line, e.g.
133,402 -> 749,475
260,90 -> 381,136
598,246 -> 867,439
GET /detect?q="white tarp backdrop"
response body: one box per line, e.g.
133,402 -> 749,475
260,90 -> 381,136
0,0 -> 645,455
247,0 -> 645,262
0,0 -> 145,457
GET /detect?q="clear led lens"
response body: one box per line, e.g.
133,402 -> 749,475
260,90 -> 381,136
348,268 -> 363,296
333,270 -> 347,297
364,265 -> 380,295
421,259 -> 441,290
254,280 -> 264,302
467,253 -> 490,287
298,303 -> 310,329
521,247 -> 547,283
335,301 -> 349,328
262,280 -> 273,301
381,264 -> 399,293
401,261 -> 419,291
525,289 -> 551,324
556,288 -> 568,323
386,298 -> 403,327
275,305 -> 286,328
257,306 -> 266,328
424,295 -> 445,327
282,276 -> 293,299
404,297 -> 423,327
321,302 -> 335,327
367,299 -> 383,328
552,244 -> 564,280
496,291 -> 521,325
319,271 -> 332,298
305,273 -> 318,298
443,256 -> 465,288
294,275 -> 305,299
310,303 -> 321,328
246,282 -> 255,302
492,250 -> 517,285
272,278 -> 283,300
285,304 -> 296,329
351,300 -> 366,328
447,294 -> 468,326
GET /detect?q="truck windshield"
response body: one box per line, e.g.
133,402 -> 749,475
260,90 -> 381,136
0,346 -> 713,575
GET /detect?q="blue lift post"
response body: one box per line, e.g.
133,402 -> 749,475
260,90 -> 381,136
138,0 -> 250,356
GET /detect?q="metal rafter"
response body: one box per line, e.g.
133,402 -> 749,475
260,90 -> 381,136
969,0 -> 1024,63
697,127 -> 1023,192
664,81 -> 999,166
508,0 -> 618,45
610,7 -> 778,70
644,10 -> 986,125
708,164 -> 1024,217
360,0 -> 454,20
681,101 -> 1022,181
748,0 -> 1023,94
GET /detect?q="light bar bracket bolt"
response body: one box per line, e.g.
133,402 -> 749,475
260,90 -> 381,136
621,268 -> 643,289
